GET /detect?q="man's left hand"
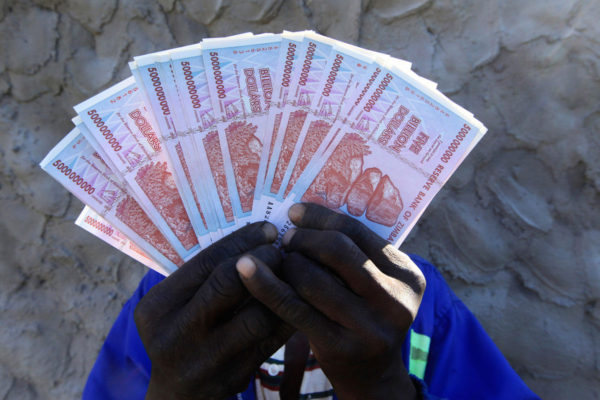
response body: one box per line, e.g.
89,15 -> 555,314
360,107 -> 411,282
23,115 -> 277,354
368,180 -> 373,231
135,222 -> 294,400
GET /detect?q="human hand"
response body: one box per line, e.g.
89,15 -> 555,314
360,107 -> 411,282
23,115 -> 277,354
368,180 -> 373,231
134,222 -> 295,400
236,203 -> 426,400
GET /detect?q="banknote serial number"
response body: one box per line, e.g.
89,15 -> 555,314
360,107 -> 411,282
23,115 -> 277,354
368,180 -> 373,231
322,54 -> 344,97
84,215 -> 114,236
440,124 -> 471,163
52,159 -> 95,194
363,73 -> 393,113
146,68 -> 171,115
281,42 -> 297,88
180,62 -> 201,109
209,52 -> 226,99
298,42 -> 317,87
86,109 -> 123,151
355,67 -> 381,107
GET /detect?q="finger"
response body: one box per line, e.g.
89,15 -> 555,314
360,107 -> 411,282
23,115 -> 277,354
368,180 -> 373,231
289,202 -> 388,256
198,221 -> 278,266
281,252 -> 375,333
178,245 -> 281,331
255,322 -> 296,364
289,203 -> 425,293
283,226 -> 424,321
202,300 -> 282,368
236,255 -> 342,347
282,228 -> 385,298
216,321 -> 295,394
145,222 -> 278,308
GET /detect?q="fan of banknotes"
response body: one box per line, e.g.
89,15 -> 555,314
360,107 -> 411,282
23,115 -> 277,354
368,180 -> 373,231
40,31 -> 486,276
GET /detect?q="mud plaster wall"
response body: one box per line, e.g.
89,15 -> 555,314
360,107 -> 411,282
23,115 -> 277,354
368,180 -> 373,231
0,0 -> 598,398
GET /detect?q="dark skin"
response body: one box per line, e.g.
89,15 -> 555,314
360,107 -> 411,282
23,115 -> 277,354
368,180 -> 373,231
135,203 -> 426,399
134,222 -> 295,400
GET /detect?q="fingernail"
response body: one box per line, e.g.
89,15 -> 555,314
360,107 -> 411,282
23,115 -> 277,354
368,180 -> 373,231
236,256 -> 257,279
282,228 -> 297,247
261,222 -> 278,242
288,203 -> 305,223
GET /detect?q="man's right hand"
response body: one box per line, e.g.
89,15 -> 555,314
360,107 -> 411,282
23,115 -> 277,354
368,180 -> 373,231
237,204 -> 426,400
134,222 -> 294,400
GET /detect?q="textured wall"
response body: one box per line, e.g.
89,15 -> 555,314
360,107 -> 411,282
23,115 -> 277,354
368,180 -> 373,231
0,0 -> 598,398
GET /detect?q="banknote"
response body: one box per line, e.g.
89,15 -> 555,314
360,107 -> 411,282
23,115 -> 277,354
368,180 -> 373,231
202,34 -> 282,222
269,41 -> 382,208
130,55 -> 215,247
259,32 -> 337,220
76,206 -> 172,276
74,77 -> 201,260
264,36 -> 442,206
40,30 -> 490,277
71,116 -> 182,261
40,128 -> 185,269
274,59 -> 486,245
132,34 -> 256,237
168,43 -> 237,234
253,30 -> 310,221
72,116 -> 122,175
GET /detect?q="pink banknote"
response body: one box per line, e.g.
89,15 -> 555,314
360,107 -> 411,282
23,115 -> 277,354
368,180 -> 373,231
131,55 -> 214,247
202,34 -> 282,221
40,128 -> 185,269
76,206 -> 172,276
274,59 -> 486,245
74,77 -> 200,260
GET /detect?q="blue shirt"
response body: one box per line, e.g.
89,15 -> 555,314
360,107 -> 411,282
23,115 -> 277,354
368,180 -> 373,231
83,255 -> 540,399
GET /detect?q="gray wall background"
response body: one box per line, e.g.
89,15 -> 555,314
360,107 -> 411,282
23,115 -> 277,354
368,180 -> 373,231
0,0 -> 599,398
